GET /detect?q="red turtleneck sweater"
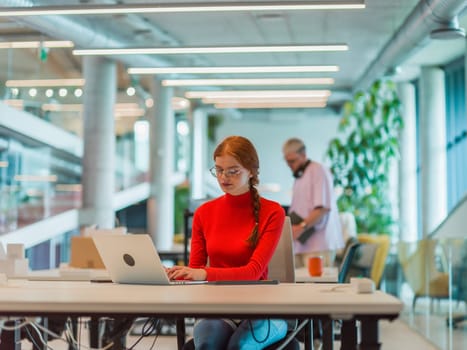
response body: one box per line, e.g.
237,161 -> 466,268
189,191 -> 285,281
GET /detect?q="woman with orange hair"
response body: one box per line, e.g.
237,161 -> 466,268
168,135 -> 287,349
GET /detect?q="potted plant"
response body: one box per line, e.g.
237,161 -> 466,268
326,79 -> 403,235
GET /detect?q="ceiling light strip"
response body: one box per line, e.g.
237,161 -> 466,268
214,102 -> 327,109
73,44 -> 348,56
203,97 -> 328,104
186,90 -> 331,99
14,174 -> 58,182
0,40 -> 74,49
162,78 -> 334,86
5,78 -> 85,87
55,184 -> 82,192
129,66 -> 339,74
41,102 -> 143,113
42,103 -> 82,112
3,99 -> 24,108
0,2 -> 365,16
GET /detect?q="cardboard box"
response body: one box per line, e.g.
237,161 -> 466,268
69,236 -> 105,269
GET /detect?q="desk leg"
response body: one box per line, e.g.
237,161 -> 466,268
0,319 -> 21,350
89,317 -> 100,348
321,317 -> 334,350
303,319 -> 313,350
340,320 -> 357,350
101,318 -> 132,350
358,318 -> 380,350
176,318 -> 186,350
41,318 -> 48,349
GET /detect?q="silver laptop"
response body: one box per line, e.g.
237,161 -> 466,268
93,234 -> 206,285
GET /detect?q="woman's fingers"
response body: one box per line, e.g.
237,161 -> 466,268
167,267 -> 192,280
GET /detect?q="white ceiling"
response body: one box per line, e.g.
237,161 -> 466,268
0,0 -> 466,108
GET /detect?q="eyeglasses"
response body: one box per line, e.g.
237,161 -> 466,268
209,166 -> 242,178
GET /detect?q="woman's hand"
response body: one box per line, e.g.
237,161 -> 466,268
166,266 -> 207,281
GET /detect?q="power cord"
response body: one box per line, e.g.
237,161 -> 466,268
248,319 -> 271,344
23,324 -> 43,350
0,318 -> 54,350
0,317 -> 114,350
127,318 -> 161,350
63,318 -> 111,350
0,316 -> 163,350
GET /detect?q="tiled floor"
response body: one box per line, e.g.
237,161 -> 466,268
397,282 -> 467,350
399,302 -> 467,350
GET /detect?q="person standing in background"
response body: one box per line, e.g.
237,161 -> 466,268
282,137 -> 344,268
168,135 -> 287,349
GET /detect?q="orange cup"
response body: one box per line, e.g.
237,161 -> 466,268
308,256 -> 323,277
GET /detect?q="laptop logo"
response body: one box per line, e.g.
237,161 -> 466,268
123,254 -> 135,267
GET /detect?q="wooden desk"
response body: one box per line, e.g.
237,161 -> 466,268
0,280 -> 402,349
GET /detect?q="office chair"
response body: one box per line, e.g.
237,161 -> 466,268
398,239 -> 450,312
331,241 -> 362,347
338,241 -> 361,283
357,234 -> 391,289
183,209 -> 194,266
182,199 -> 210,265
178,217 -> 300,350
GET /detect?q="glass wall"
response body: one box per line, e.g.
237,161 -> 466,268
391,237 -> 467,350
0,131 -> 82,233
445,59 -> 467,211
2,85 -> 151,194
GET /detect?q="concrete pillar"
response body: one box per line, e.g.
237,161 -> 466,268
147,79 -> 174,250
81,56 -> 116,229
191,108 -> 209,199
397,82 -> 418,242
419,66 -> 448,237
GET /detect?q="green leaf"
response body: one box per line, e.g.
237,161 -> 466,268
326,78 -> 403,237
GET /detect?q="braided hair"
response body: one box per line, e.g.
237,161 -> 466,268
213,136 -> 261,247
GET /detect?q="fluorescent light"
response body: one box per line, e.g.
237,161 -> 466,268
55,184 -> 82,192
6,78 -> 85,87
115,108 -> 146,118
162,77 -> 334,87
73,44 -> 348,56
214,102 -> 327,109
202,97 -> 328,104
41,102 -> 144,114
42,103 -> 82,112
129,65 -> 339,75
185,90 -> 331,99
172,97 -> 191,111
0,2 -> 365,16
0,40 -> 74,49
3,99 -> 24,109
186,89 -> 331,109
14,174 -> 58,182
41,102 -> 145,117
40,100 -> 185,114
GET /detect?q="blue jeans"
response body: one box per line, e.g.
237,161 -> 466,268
193,318 -> 288,350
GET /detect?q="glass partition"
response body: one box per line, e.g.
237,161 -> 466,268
388,237 -> 467,350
